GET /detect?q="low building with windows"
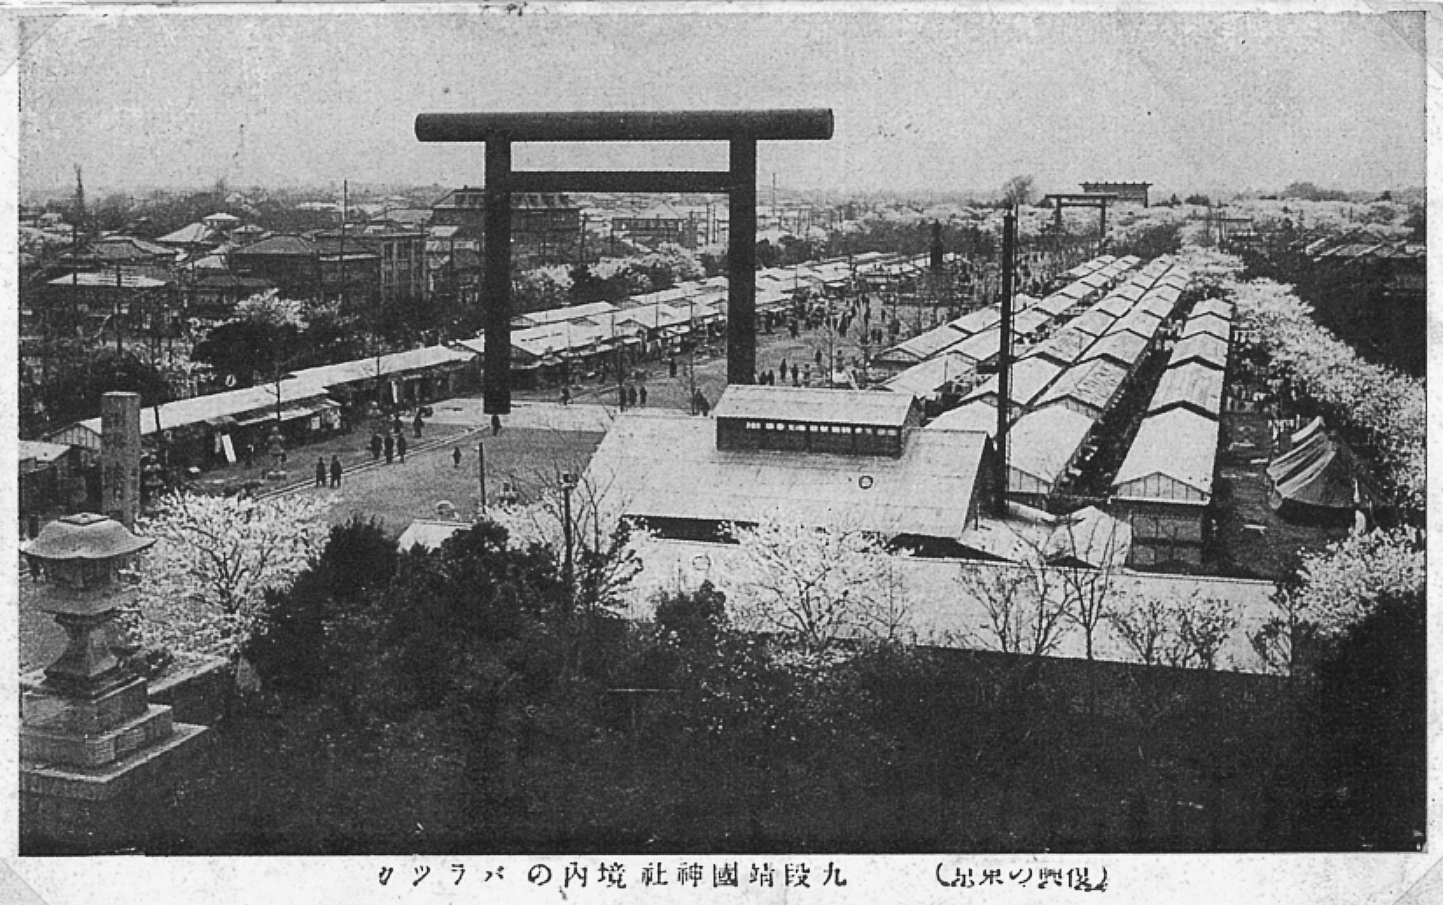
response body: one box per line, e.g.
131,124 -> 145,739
714,386 -> 922,457
584,387 -> 1001,554
1111,408 -> 1219,566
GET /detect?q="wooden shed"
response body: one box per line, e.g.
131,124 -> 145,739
1111,409 -> 1219,566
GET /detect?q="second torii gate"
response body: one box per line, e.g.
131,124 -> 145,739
1040,192 -> 1118,248
415,109 -> 835,414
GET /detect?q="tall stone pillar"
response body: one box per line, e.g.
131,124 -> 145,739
101,392 -> 142,530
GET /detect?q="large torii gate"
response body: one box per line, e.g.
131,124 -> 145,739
415,109 -> 835,414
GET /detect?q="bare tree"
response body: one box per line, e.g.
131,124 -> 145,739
1054,517 -> 1129,661
1107,594 -> 1173,667
1170,596 -> 1238,671
956,554 -> 1071,658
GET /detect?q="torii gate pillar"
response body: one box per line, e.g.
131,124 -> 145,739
416,110 -> 834,414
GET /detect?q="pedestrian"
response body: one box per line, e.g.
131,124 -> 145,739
452,446 -> 462,468
330,455 -> 342,488
370,432 -> 383,462
627,385 -> 638,408
814,349 -> 823,367
560,385 -> 571,405
639,385 -> 647,406
396,432 -> 407,463
699,394 -> 711,417
668,357 -> 678,378
779,357 -> 787,377
315,457 -> 327,488
491,413 -> 501,436
619,385 -> 628,410
384,432 -> 394,464
413,411 -> 424,439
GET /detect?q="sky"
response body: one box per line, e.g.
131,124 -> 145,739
16,7 -> 1428,200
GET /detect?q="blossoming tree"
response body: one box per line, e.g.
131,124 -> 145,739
125,491 -> 332,659
725,511 -> 912,652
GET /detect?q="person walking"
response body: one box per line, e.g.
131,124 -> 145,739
370,432 -> 383,462
491,413 -> 501,436
413,411 -> 424,439
315,457 -> 327,488
396,431 -> 407,463
790,363 -> 799,384
452,446 -> 463,468
638,385 -> 647,406
330,455 -> 342,488
383,432 -> 395,464
560,385 -> 571,406
627,385 -> 638,409
779,357 -> 787,378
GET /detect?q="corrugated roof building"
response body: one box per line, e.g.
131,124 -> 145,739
1034,358 -> 1129,420
585,408 -> 997,547
1167,333 -> 1229,371
1148,362 -> 1225,419
1111,408 -> 1219,566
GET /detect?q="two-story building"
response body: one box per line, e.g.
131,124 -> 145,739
431,188 -> 583,266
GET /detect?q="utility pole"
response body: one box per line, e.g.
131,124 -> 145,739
995,207 -> 1016,514
688,297 -> 698,413
339,180 -> 348,311
114,264 -> 123,355
561,472 -> 577,601
477,441 -> 487,512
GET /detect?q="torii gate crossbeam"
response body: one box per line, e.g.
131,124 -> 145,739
415,109 -> 835,414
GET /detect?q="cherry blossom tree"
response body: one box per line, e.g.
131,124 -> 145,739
1268,527 -> 1426,653
123,491 -> 331,659
1230,278 -> 1424,511
725,511 -> 912,652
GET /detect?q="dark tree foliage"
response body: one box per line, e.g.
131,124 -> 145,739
1287,589 -> 1425,850
29,350 -> 169,431
192,319 -> 300,387
1241,241 -> 1425,378
654,580 -> 729,649
246,516 -> 399,696
1110,220 -> 1183,261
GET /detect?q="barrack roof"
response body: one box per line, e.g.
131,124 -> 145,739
586,411 -> 991,541
1035,358 -> 1128,414
1114,409 -> 1219,498
1148,362 -> 1225,419
1006,406 -> 1095,485
713,385 -> 918,428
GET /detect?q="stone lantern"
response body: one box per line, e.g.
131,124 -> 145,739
23,513 -> 153,697
20,512 -> 210,851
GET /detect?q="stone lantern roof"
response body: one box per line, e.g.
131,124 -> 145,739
22,513 -> 154,562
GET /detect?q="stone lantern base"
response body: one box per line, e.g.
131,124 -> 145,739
20,675 -> 213,852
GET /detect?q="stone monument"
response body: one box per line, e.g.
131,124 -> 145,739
100,392 -> 142,529
20,513 -> 211,851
